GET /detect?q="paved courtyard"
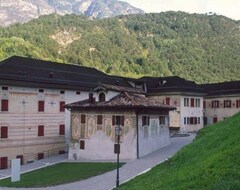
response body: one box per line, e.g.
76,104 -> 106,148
0,134 -> 195,190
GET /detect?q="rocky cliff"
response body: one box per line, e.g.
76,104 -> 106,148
0,0 -> 144,26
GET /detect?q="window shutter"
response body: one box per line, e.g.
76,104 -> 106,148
38,101 -> 44,112
112,116 -> 115,126
60,101 -> 65,112
224,100 -> 226,108
38,125 -> 44,136
236,100 -> 239,108
1,99 -> 8,111
147,116 -> 150,126
0,157 -> 8,169
59,125 -> 65,135
120,116 -> 124,126
1,126 -> 8,138
81,114 -> 86,124
166,97 -> 170,106
229,100 -> 232,108
203,101 -> 206,109
191,98 -> 194,107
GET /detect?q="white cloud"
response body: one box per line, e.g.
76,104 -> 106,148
121,0 -> 240,20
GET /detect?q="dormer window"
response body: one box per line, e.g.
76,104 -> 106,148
99,92 -> 106,102
159,80 -> 167,86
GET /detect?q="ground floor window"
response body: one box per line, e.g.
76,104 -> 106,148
0,157 -> 8,169
16,155 -> 24,165
184,117 -> 201,125
1,126 -> 8,138
159,116 -> 166,125
37,153 -> 44,160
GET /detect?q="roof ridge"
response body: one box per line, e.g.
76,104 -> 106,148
123,91 -> 139,105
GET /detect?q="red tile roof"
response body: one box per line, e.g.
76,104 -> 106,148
65,92 -> 175,111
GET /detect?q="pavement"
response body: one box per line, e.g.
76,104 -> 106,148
0,133 -> 195,190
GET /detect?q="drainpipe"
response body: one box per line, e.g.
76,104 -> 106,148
136,112 -> 139,159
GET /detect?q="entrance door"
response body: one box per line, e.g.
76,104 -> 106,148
213,116 -> 218,124
0,157 -> 8,169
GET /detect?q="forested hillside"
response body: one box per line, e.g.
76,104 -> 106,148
0,12 -> 240,83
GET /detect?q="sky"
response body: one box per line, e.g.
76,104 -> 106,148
121,0 -> 240,20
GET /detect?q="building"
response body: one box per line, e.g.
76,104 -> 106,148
1,55 -> 240,168
201,81 -> 240,125
0,56 -> 124,169
142,76 -> 205,132
65,90 -> 175,160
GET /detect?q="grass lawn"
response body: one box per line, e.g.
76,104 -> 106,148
0,162 -> 124,188
117,113 -> 240,190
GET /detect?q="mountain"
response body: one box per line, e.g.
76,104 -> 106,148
0,0 -> 144,26
0,12 -> 240,83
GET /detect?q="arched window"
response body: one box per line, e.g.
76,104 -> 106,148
99,92 -> 106,102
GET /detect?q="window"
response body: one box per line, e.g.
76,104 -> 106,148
1,126 -> 8,138
80,140 -> 85,150
191,98 -> 195,107
190,117 -> 197,125
198,117 -> 200,124
38,125 -> 44,136
76,91 -> 81,95
59,124 -> 65,135
60,101 -> 65,112
236,100 -> 240,108
165,97 -> 170,106
184,98 -> 189,107
99,92 -> 106,102
1,99 -> 8,111
81,114 -> 86,124
38,101 -> 44,112
38,89 -> 44,93
59,150 -> 65,155
37,153 -> 44,160
212,100 -> 219,108
0,157 -> 8,169
224,100 -> 232,108
60,90 -> 65,94
16,155 -> 24,165
187,117 -> 190,124
142,116 -> 150,126
184,117 -> 186,125
203,101 -> 206,109
2,86 -> 8,90
97,115 -> 103,125
213,116 -> 218,123
159,116 -> 165,125
195,99 -> 200,107
112,115 -> 124,126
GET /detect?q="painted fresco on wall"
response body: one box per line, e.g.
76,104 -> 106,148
104,117 -> 113,139
86,116 -> 97,139
72,115 -> 80,139
71,113 -> 135,143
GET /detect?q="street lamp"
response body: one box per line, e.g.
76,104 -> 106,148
115,124 -> 122,188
